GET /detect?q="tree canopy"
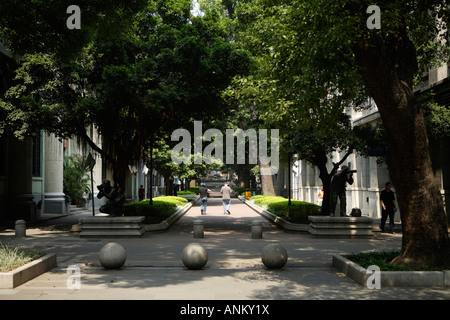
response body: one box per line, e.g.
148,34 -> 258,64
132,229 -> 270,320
0,0 -> 249,188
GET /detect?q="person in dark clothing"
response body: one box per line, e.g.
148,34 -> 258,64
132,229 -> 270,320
138,185 -> 145,201
198,183 -> 211,215
380,182 -> 397,234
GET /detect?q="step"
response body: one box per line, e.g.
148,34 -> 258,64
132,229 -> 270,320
79,216 -> 145,238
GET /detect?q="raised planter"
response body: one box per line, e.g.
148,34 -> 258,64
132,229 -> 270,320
0,253 -> 57,289
145,196 -> 199,231
240,196 -> 308,232
332,254 -> 450,287
78,197 -> 199,236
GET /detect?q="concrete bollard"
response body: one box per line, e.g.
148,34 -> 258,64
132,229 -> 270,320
193,219 -> 204,238
261,243 -> 288,269
182,243 -> 208,270
251,220 -> 263,239
15,220 -> 26,238
99,242 -> 126,269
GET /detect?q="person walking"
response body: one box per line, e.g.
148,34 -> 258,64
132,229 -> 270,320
380,182 -> 397,234
198,183 -> 211,215
220,181 -> 232,215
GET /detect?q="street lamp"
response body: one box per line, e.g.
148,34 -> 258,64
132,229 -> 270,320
86,153 -> 96,216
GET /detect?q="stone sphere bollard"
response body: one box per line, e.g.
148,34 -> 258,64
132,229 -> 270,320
182,243 -> 208,270
251,220 -> 263,239
15,220 -> 26,238
261,243 -> 288,269
99,242 -> 126,269
193,219 -> 204,238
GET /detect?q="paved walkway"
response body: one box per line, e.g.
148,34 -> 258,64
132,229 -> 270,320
1,196 -> 450,302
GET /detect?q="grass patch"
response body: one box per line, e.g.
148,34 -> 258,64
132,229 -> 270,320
124,196 -> 189,224
0,243 -> 46,272
345,251 -> 443,271
249,195 -> 322,224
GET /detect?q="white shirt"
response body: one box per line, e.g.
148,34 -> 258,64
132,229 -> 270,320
220,185 -> 231,200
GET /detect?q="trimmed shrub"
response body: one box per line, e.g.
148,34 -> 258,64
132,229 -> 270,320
250,195 -> 285,207
177,190 -> 198,201
249,195 -> 322,224
232,186 -> 245,194
187,187 -> 199,194
124,196 -> 188,224
177,191 -> 197,198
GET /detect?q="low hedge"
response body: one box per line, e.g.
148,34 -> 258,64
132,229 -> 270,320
249,195 -> 322,224
232,186 -> 245,194
177,190 -> 196,195
123,196 -> 188,224
187,187 -> 199,194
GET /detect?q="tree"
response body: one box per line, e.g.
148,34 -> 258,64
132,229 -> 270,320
287,115 -> 381,214
233,0 -> 450,268
1,0 -> 249,196
0,0 -> 147,61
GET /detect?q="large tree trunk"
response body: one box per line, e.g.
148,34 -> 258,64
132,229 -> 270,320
317,163 -> 332,215
260,162 -> 276,196
239,166 -> 251,189
353,28 -> 449,268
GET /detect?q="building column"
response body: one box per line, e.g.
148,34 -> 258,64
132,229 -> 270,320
44,133 -> 66,214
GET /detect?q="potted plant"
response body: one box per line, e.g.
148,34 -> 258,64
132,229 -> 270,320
63,155 -> 91,205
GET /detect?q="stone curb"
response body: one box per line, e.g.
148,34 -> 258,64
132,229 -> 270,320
144,196 -> 199,231
0,253 -> 57,289
239,196 -> 308,232
332,254 -> 450,287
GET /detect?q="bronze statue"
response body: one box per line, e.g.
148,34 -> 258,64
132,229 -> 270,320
97,180 -> 125,216
330,166 -> 355,217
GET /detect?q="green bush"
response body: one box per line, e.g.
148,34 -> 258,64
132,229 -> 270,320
177,191 -> 198,201
187,187 -> 199,194
249,195 -> 322,224
250,195 -> 285,207
63,155 -> 91,203
177,190 -> 196,195
232,186 -> 245,194
124,196 -> 188,224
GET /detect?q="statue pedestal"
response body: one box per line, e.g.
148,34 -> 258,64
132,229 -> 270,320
79,216 -> 145,238
308,216 -> 374,238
